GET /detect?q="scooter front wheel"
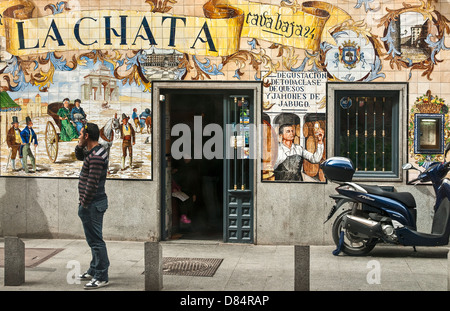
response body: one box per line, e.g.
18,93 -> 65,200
332,210 -> 377,256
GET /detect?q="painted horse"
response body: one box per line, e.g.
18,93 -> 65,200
145,116 -> 152,134
99,113 -> 121,157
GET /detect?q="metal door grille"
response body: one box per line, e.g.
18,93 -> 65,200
225,95 -> 253,243
338,95 -> 394,173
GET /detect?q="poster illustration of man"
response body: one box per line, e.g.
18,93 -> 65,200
273,123 -> 324,181
120,113 -> 136,170
262,70 -> 327,183
20,116 -> 38,173
6,116 -> 23,171
71,99 -> 87,134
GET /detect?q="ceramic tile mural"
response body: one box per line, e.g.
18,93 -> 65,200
0,0 -> 448,182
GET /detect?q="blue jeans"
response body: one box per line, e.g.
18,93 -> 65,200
78,199 -> 109,282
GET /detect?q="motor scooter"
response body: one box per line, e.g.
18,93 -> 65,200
322,143 -> 450,256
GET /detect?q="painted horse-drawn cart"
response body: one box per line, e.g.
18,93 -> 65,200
45,102 -> 120,163
45,102 -> 79,163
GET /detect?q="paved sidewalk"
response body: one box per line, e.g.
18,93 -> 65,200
0,238 -> 448,291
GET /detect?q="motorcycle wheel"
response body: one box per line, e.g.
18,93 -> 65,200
332,209 -> 377,256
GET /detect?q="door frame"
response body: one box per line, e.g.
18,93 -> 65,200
152,81 -> 263,242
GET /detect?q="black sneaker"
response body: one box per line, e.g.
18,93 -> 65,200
78,272 -> 93,281
84,279 -> 109,290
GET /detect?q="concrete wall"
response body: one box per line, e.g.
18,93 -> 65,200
0,178 -> 160,241
0,175 -> 436,244
254,179 -> 436,245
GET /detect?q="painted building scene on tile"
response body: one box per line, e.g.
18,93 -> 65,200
0,0 -> 449,183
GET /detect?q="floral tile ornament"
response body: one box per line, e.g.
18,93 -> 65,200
319,19 -> 385,82
408,90 -> 450,169
379,0 -> 450,80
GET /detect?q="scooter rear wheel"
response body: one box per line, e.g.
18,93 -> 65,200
332,210 -> 377,256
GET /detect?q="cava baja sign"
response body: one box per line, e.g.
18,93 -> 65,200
4,10 -> 243,57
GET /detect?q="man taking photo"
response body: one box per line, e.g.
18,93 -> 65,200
75,122 -> 110,289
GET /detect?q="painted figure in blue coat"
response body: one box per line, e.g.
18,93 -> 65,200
71,99 -> 87,134
20,116 -> 38,173
131,108 -> 139,131
139,108 -> 151,134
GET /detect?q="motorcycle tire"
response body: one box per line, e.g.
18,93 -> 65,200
332,209 -> 377,256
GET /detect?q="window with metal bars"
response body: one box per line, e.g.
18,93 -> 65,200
334,90 -> 399,178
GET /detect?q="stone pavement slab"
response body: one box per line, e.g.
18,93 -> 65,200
0,238 -> 448,292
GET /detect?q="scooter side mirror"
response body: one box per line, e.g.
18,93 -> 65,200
402,163 -> 414,170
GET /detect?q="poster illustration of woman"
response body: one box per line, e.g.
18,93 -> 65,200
57,98 -> 79,141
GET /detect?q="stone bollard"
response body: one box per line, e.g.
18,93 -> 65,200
144,241 -> 163,291
294,245 -> 310,291
4,236 -> 25,286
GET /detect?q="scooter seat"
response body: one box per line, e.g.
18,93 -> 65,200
359,184 -> 417,209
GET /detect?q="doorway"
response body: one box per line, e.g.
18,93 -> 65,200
157,83 -> 259,243
168,92 -> 224,240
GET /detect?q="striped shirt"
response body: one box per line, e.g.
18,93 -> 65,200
75,144 -> 108,207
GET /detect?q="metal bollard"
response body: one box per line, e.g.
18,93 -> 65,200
294,245 -> 310,291
144,241 -> 163,291
4,236 -> 25,286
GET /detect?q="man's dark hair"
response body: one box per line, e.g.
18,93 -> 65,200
279,123 -> 294,135
84,122 -> 100,141
63,98 -> 70,103
74,99 -> 81,104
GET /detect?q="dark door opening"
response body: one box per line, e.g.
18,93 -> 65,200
166,92 -> 224,240
160,86 -> 256,243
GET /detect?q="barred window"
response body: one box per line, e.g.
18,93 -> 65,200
332,87 -> 403,179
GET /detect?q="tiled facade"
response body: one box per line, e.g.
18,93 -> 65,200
0,0 -> 449,243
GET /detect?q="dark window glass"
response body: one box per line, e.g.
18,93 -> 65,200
335,91 -> 399,177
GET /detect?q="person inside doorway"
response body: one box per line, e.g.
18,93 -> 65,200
200,158 -> 222,233
172,156 -> 200,226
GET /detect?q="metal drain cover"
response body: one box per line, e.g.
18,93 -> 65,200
162,257 -> 223,277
